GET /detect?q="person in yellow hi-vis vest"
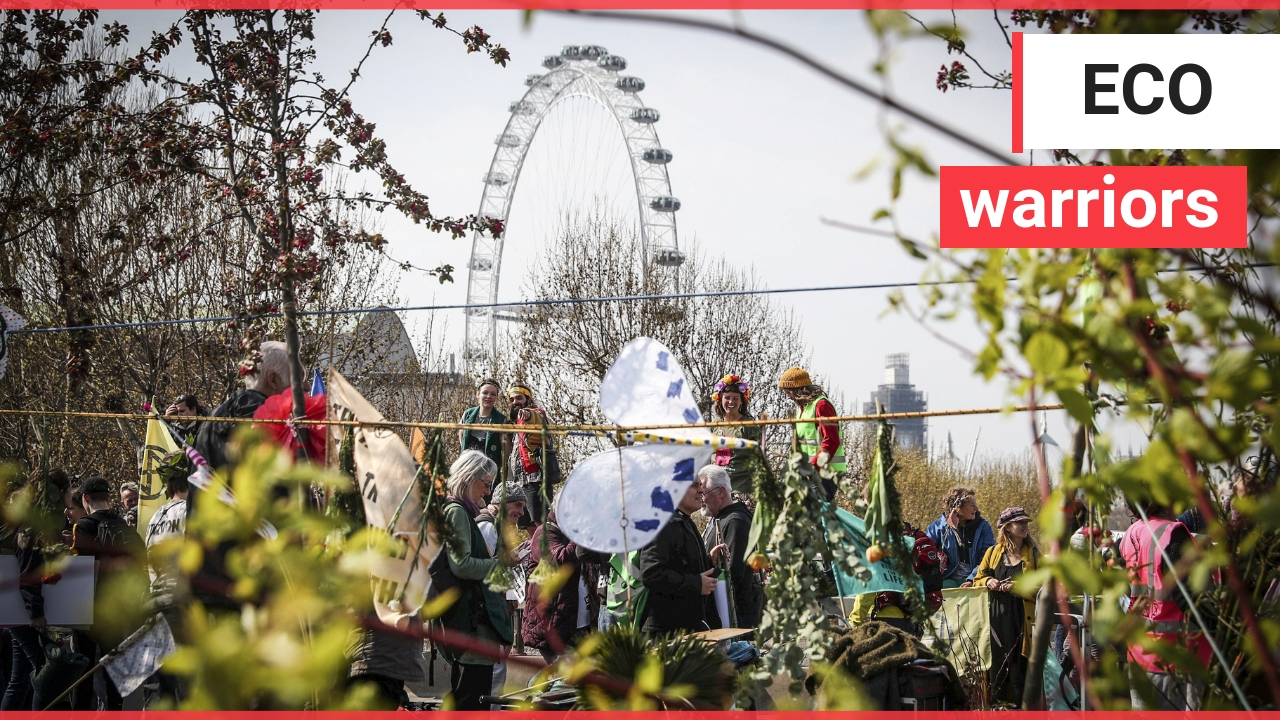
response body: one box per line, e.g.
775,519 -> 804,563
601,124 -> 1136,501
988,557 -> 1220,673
777,367 -> 845,500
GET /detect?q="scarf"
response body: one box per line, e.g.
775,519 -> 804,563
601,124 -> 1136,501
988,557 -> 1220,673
446,494 -> 481,519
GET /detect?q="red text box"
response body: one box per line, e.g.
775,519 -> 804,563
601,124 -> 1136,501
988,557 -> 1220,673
940,165 -> 1246,249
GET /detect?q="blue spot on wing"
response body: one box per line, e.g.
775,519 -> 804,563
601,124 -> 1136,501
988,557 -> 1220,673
651,487 -> 674,512
673,458 -> 695,483
655,352 -> 669,371
666,379 -> 683,398
683,408 -> 700,423
635,519 -> 660,531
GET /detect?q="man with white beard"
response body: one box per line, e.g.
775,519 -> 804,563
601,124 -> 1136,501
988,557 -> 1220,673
698,465 -> 761,628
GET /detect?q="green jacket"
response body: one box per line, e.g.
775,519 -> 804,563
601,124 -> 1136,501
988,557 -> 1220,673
461,406 -> 506,470
438,502 -> 513,664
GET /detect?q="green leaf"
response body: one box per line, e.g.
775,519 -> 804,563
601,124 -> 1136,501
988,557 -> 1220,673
1169,408 -> 1220,462
1056,388 -> 1094,426
1207,348 -> 1269,409
1025,331 -> 1069,377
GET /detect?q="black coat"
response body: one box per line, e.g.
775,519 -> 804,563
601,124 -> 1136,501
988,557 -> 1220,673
194,389 -> 267,471
639,510 -> 721,633
190,389 -> 266,608
702,501 -> 761,628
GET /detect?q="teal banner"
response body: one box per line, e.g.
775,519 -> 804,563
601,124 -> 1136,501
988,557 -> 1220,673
828,508 -> 923,597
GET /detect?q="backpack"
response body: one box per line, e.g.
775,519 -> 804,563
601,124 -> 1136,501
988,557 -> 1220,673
909,529 -> 945,595
76,510 -> 145,562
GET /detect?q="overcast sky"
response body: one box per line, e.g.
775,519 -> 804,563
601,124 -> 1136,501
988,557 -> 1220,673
105,9 -> 1131,461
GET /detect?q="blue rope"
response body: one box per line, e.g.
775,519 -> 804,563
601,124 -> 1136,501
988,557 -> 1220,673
8,262 -> 1261,336
8,277 -> 963,335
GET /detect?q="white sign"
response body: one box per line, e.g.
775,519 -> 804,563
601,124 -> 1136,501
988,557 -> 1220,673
0,556 -> 96,627
1020,33 -> 1280,150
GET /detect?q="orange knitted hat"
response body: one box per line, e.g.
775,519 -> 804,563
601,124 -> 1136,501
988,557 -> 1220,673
777,367 -> 811,389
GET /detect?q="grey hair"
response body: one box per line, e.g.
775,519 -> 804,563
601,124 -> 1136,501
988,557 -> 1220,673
698,464 -> 731,494
120,482 -> 139,494
447,450 -> 497,498
246,340 -> 290,392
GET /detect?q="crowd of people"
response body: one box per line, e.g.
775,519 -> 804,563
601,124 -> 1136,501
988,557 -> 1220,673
1,341 -> 1268,711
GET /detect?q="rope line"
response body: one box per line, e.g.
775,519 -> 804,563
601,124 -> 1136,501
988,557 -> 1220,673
7,278 -> 964,335
0,403 -> 1066,432
3,263 -> 1261,336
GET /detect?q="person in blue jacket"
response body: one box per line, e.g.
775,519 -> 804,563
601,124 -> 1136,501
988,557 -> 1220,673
926,486 -> 995,588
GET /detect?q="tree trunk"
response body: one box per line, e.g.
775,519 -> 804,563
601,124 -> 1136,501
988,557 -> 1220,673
1022,577 -> 1056,709
1022,421 -> 1089,709
281,290 -> 309,460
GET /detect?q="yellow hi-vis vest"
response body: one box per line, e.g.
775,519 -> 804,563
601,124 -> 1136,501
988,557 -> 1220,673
796,395 -> 846,472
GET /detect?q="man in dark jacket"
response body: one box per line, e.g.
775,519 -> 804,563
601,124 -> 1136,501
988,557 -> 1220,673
190,341 -> 290,610
698,465 -> 760,628
4,469 -> 73,711
639,481 -> 721,634
194,341 -> 290,470
72,476 -> 147,710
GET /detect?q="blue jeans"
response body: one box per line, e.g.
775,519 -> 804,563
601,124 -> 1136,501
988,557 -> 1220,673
1,627 -> 46,710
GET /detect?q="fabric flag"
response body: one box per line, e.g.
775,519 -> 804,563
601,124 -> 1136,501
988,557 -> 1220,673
148,411 -> 276,540
0,305 -> 27,381
138,413 -> 180,537
560,338 -> 713,553
309,367 -> 325,397
409,427 -> 427,465
930,587 -> 993,676
828,508 -> 923,597
103,613 -> 177,697
327,369 -> 440,629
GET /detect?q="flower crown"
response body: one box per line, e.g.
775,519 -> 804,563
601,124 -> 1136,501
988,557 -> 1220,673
712,374 -> 751,404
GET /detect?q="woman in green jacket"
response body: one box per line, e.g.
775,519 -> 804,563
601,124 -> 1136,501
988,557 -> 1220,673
457,379 -> 509,474
439,450 -> 513,710
972,506 -> 1040,706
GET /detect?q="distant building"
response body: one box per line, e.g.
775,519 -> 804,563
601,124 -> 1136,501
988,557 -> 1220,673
863,353 -> 927,449
313,310 -> 462,412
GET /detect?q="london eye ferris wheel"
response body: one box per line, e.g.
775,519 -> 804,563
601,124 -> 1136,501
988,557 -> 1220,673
463,44 -> 684,368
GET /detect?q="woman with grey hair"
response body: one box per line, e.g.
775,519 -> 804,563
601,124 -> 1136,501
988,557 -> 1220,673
437,450 -> 513,710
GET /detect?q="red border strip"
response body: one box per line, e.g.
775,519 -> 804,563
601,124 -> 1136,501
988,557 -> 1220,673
1011,31 -> 1023,155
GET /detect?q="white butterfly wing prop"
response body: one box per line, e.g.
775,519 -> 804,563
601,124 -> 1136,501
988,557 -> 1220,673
559,338 -> 713,553
599,337 -> 711,442
556,443 -> 709,553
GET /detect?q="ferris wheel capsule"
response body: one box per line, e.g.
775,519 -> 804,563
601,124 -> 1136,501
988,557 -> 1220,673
650,196 -> 681,212
578,45 -> 608,59
643,148 -> 673,164
654,249 -> 686,267
616,76 -> 645,93
560,45 -> 583,59
630,107 -> 660,124
542,55 -> 564,70
525,74 -> 544,86
510,100 -> 536,115
598,55 -> 627,71
495,133 -> 523,148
